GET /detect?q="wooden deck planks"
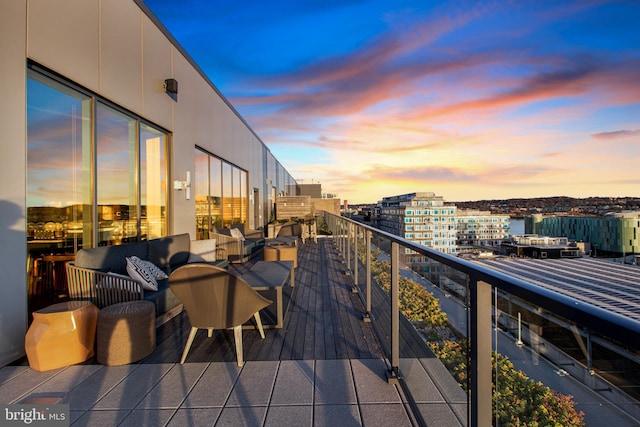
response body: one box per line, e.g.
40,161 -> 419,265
146,236 -> 388,365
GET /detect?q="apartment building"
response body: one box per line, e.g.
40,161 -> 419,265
456,209 -> 511,248
527,212 -> 640,256
377,192 -> 458,255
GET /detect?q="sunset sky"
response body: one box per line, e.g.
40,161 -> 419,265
144,0 -> 640,204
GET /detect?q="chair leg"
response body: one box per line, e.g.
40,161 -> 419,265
233,325 -> 244,367
254,312 -> 266,339
180,327 -> 198,364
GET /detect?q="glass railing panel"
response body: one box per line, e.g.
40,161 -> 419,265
494,289 -> 640,426
323,212 -> 640,426
398,247 -> 470,426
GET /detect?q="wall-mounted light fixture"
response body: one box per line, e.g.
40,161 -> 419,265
164,78 -> 178,101
164,78 -> 178,94
173,171 -> 191,200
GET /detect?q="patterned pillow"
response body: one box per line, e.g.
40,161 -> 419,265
188,239 -> 217,263
126,256 -> 158,291
136,257 -> 169,280
229,227 -> 245,241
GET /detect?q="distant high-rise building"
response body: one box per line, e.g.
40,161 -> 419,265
456,209 -> 511,249
377,192 -> 457,255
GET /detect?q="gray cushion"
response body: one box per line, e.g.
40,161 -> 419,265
75,241 -> 148,274
148,233 -> 190,272
144,279 -> 180,317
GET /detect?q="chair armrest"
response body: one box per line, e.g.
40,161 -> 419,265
66,262 -> 143,308
243,228 -> 264,239
211,232 -> 243,257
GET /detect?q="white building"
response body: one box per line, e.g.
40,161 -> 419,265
378,192 -> 457,255
456,209 -> 510,249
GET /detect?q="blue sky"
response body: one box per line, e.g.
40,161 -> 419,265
144,0 -> 640,203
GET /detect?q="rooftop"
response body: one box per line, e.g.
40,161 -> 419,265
473,256 -> 640,322
0,237 -> 465,426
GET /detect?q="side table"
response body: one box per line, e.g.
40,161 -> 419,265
97,300 -> 156,366
25,301 -> 99,372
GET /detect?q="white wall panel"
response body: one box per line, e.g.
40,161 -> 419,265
0,0 -> 28,367
170,51 -> 197,237
193,78 -> 215,150
27,0 -> 100,91
142,15 -> 173,129
101,0 -> 143,113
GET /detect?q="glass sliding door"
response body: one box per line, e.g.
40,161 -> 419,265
232,167 -> 242,224
195,147 -> 247,236
26,67 -> 169,315
194,149 -> 210,239
96,103 -> 138,245
210,157 -> 222,229
240,170 -> 248,224
26,72 -> 92,312
140,123 -> 168,240
222,163 -> 233,227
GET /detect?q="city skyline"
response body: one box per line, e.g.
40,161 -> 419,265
145,0 -> 640,203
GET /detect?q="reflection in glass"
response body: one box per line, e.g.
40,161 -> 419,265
232,167 -> 241,223
240,170 -> 247,224
96,103 -> 137,245
140,123 -> 167,240
194,149 -> 210,239
26,73 -> 92,312
210,157 -> 222,228
194,148 -> 246,237
222,162 -> 233,227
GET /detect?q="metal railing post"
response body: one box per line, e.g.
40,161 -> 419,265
346,223 -> 352,276
340,219 -> 345,258
363,229 -> 372,322
352,225 -> 359,293
470,278 -> 492,427
387,241 -> 400,384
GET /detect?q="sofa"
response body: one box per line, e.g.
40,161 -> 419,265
212,224 -> 265,263
266,221 -> 302,246
66,233 -> 228,319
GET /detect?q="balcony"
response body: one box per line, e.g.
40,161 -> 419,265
1,212 -> 639,426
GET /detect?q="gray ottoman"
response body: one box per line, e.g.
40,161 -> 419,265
97,301 -> 156,366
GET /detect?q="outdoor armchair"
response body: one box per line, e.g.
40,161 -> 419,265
168,264 -> 272,366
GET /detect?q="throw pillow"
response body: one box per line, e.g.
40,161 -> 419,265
229,227 -> 245,241
188,239 -> 217,263
135,257 -> 169,280
126,256 -> 158,291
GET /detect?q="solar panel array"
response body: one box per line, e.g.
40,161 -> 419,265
473,257 -> 640,323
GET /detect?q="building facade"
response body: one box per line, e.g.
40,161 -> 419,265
1,0 -> 296,366
378,192 -> 458,255
500,235 -> 581,258
527,212 -> 640,256
455,209 -> 511,249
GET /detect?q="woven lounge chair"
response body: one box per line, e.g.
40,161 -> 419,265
168,264 -> 272,366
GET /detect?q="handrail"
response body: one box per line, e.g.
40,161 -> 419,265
325,212 -> 640,346
323,211 -> 640,427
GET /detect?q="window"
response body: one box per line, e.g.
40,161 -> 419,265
195,147 -> 248,236
26,67 -> 168,313
96,104 -> 138,244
